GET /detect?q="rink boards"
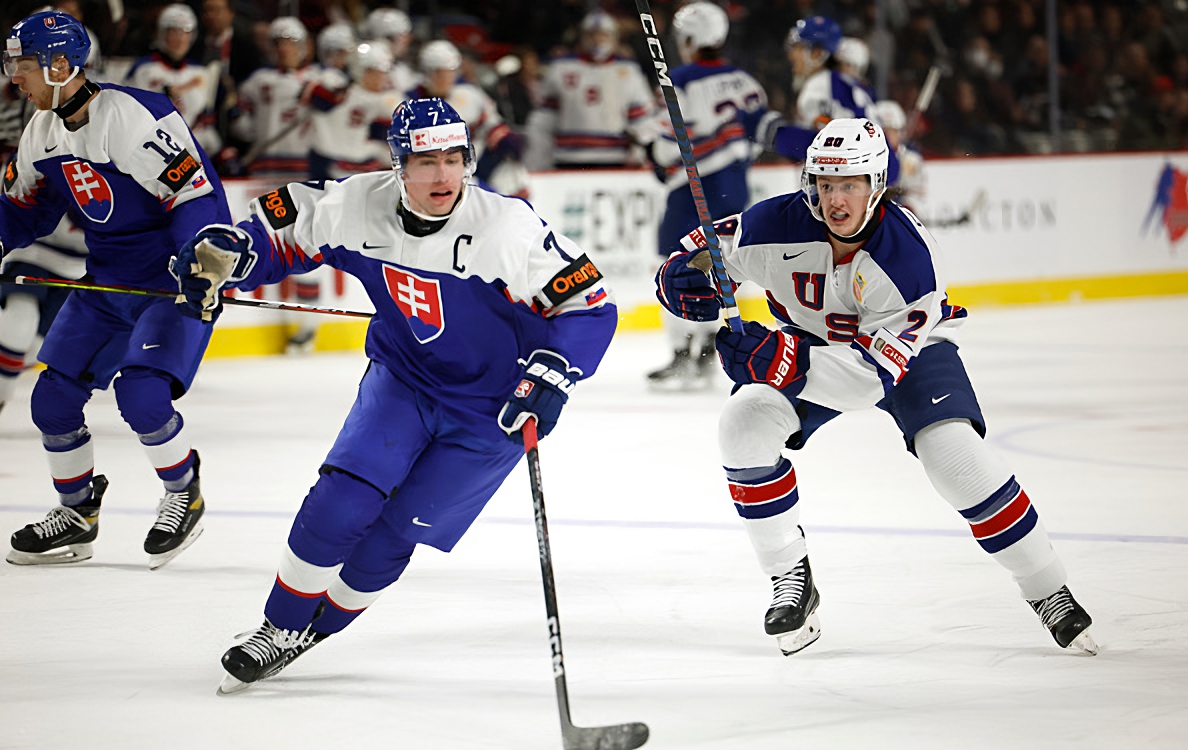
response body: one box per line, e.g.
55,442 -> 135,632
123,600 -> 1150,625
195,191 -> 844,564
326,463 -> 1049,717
207,151 -> 1188,356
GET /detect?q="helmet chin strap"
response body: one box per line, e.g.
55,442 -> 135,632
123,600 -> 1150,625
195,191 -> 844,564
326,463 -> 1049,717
43,64 -> 82,111
825,190 -> 885,243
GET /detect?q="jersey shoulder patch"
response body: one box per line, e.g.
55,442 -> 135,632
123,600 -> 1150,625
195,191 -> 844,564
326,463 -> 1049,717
543,254 -> 603,306
257,185 -> 298,230
158,149 -> 201,192
3,159 -> 17,193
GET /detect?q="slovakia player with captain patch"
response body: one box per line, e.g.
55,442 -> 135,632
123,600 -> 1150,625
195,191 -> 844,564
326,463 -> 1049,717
1,11 -> 231,569
171,98 -> 617,693
656,118 -> 1097,657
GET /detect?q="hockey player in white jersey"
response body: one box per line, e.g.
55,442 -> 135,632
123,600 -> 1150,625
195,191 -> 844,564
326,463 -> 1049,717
308,43 -> 400,180
234,17 -> 316,178
656,118 -> 1095,656
410,40 -> 524,192
315,23 -> 355,76
170,98 -> 617,691
874,99 -> 925,206
125,4 -> 220,155
525,10 -> 654,170
646,2 -> 772,388
0,215 -> 87,416
365,7 -> 418,97
835,37 -> 871,85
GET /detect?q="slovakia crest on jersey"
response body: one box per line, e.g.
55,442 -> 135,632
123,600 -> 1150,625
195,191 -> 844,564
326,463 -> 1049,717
383,265 -> 445,343
61,160 -> 114,223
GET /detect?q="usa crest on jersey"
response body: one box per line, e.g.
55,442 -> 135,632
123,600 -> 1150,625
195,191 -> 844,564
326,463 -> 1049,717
383,265 -> 445,343
61,160 -> 114,223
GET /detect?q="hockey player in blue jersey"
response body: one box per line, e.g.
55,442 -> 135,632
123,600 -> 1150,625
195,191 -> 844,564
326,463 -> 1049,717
646,2 -> 775,388
656,118 -> 1096,656
170,98 -> 617,692
0,10 -> 230,569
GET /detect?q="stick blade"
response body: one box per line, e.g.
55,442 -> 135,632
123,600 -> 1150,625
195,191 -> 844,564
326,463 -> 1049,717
563,722 -> 649,750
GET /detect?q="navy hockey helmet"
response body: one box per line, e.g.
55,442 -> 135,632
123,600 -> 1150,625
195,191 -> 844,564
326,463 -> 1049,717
387,98 -> 474,173
785,16 -> 842,55
5,11 -> 92,109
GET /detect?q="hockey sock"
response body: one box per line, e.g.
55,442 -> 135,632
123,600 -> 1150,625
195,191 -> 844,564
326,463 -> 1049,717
139,413 -> 195,491
266,545 -> 345,632
314,576 -> 401,634
727,459 -> 808,576
0,293 -> 40,404
43,427 -> 95,507
914,419 -> 1067,600
314,535 -> 418,633
0,343 -> 23,404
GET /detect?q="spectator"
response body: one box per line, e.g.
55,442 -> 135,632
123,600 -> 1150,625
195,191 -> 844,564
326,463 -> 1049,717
200,0 -> 264,85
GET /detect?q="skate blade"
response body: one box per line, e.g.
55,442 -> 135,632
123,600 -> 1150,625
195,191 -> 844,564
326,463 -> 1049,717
6,543 -> 93,566
217,673 -> 251,695
776,612 -> 822,656
1069,629 -> 1099,656
148,521 -> 204,571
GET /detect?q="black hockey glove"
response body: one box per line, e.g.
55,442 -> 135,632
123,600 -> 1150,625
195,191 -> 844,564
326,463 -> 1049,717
656,250 -> 720,321
715,321 -> 810,394
498,350 -> 578,444
171,225 -> 257,323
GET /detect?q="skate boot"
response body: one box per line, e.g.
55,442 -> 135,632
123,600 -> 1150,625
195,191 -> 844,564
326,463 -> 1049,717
646,347 -> 697,390
219,616 -> 330,694
694,339 -> 718,382
764,556 -> 822,655
8,476 -> 109,565
144,452 -> 205,570
285,328 -> 316,354
1028,585 -> 1097,655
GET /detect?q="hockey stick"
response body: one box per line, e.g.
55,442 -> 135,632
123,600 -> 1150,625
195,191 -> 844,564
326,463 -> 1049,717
0,274 -> 373,318
634,1 -> 742,332
904,65 -> 942,143
241,114 -> 312,169
521,418 -> 650,750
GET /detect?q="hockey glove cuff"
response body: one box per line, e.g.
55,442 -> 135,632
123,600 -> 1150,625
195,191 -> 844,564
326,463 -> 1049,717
498,350 -> 579,444
852,328 -> 914,389
656,251 -> 721,322
171,225 -> 257,323
715,321 -> 810,393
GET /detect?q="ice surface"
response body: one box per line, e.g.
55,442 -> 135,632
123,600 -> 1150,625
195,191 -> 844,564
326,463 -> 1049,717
2,297 -> 1187,749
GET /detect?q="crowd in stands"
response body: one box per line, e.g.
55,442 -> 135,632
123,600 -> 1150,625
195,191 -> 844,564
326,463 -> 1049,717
4,0 -> 1188,174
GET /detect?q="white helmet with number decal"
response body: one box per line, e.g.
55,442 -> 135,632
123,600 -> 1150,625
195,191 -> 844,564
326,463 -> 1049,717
801,118 -> 889,238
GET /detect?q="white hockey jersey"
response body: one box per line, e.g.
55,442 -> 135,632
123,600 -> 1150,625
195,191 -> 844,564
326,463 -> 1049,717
650,61 -> 767,189
309,84 -> 401,176
235,66 -> 320,174
1,214 -> 88,279
527,54 -> 654,168
795,69 -> 877,129
682,194 -> 967,413
125,55 -> 216,130
230,175 -> 617,416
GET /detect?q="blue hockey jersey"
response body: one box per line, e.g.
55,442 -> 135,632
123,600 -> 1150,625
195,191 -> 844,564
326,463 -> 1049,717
0,83 -> 229,288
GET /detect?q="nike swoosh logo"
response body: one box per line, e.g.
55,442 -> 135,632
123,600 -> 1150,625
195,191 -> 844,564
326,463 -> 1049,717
142,343 -> 161,350
931,394 -> 951,404
362,241 -> 387,249
782,251 -> 808,260
44,144 -> 57,152
411,517 -> 431,527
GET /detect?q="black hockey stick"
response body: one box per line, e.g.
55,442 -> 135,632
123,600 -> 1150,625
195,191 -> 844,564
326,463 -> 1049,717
635,0 -> 741,332
0,273 -> 374,318
521,418 -> 649,750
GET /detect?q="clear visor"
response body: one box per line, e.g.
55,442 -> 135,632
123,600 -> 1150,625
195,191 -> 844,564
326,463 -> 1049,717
399,147 -> 471,183
813,174 -> 874,200
3,53 -> 41,78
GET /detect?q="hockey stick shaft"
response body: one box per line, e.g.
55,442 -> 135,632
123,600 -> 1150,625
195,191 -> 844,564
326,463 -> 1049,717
0,274 -> 374,318
634,2 -> 742,332
905,66 -> 942,142
521,419 -> 648,750
241,115 -> 311,168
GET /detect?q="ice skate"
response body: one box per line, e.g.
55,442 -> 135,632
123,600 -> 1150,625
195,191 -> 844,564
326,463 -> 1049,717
219,616 -> 330,694
694,340 -> 718,383
7,476 -> 108,565
285,328 -> 316,354
1028,585 -> 1097,655
144,453 -> 205,570
647,347 -> 708,391
765,557 -> 822,655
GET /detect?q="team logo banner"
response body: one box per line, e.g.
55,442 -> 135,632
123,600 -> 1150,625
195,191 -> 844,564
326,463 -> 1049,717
383,265 -> 445,343
61,160 -> 113,223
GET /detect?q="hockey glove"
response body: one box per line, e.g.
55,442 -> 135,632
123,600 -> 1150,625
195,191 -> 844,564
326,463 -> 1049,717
498,351 -> 578,445
715,321 -> 810,393
170,225 -> 257,323
656,251 -> 720,322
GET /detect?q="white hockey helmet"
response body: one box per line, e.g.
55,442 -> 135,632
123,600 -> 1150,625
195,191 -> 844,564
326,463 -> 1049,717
580,10 -> 618,37
419,39 -> 461,72
156,3 -> 197,52
801,118 -> 890,239
836,37 -> 870,77
367,7 -> 412,40
270,16 -> 308,44
873,99 -> 906,131
673,2 -> 730,52
317,23 -> 356,62
350,41 -> 393,79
